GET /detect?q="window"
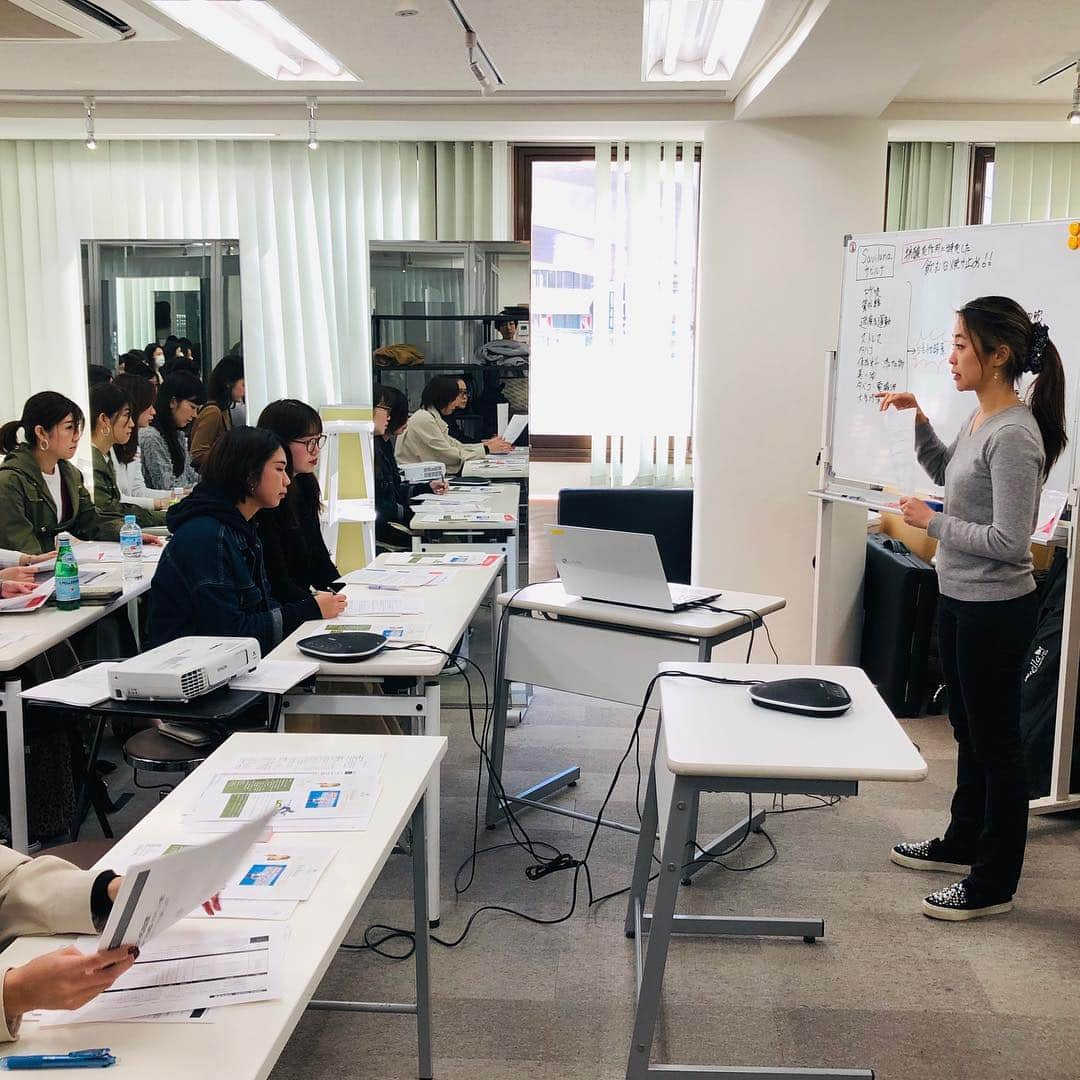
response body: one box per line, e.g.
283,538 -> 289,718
969,145 -> 995,225
514,144 -> 700,469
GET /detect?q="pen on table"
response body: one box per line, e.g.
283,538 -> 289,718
1,1048 -> 116,1070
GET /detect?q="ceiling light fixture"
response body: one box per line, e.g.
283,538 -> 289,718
444,0 -> 504,94
642,0 -> 765,83
148,1 -> 359,82
1069,64 -> 1080,125
307,96 -> 319,149
84,96 -> 96,150
394,0 -> 421,15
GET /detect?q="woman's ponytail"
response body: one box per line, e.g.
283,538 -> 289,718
1029,335 -> 1068,474
0,420 -> 23,455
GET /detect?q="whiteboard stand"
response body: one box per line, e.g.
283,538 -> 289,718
811,350 -> 870,665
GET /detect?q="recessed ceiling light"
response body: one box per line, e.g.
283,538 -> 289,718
148,0 -> 359,81
641,0 -> 765,83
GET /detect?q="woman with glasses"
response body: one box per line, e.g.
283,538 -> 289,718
397,374 -> 512,475
372,385 -> 447,546
254,399 -> 340,604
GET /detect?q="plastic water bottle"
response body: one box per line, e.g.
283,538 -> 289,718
120,515 -> 143,583
54,533 -> 81,611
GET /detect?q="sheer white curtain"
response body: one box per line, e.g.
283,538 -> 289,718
0,138 -> 503,419
885,142 -> 955,231
588,142 -> 698,486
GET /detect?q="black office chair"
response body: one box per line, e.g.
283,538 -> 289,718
556,487 -> 694,583
122,728 -> 212,797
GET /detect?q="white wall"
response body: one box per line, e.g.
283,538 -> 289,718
693,118 -> 887,662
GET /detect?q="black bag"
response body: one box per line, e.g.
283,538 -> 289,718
1019,549 -> 1080,798
860,535 -> 939,717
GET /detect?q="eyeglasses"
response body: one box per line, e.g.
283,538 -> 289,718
291,434 -> 327,453
374,403 -> 391,414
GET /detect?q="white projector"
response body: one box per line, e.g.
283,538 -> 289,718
109,637 -> 261,701
401,460 -> 445,483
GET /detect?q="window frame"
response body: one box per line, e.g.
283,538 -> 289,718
968,145 -> 995,225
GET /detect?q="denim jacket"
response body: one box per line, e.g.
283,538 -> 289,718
146,484 -> 319,655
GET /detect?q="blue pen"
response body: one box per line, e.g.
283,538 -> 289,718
926,500 -> 944,512
1,1049 -> 115,1070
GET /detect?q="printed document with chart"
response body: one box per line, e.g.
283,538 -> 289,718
186,750 -> 383,833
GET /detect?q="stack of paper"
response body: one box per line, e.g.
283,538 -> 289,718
327,621 -> 431,641
21,662 -> 113,706
230,659 -> 320,694
71,541 -> 164,563
411,511 -> 514,525
345,594 -> 425,616
336,567 -> 444,588
0,579 -> 53,614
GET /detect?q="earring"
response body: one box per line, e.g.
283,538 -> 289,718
38,440 -> 48,452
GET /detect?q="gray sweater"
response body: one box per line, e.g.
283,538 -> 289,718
139,426 -> 199,491
916,404 -> 1044,602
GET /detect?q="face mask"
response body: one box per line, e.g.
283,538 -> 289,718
154,356 -> 164,368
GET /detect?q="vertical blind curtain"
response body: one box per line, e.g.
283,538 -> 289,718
885,142 -> 954,232
990,143 -> 1080,223
0,139 -> 500,416
588,141 -> 698,487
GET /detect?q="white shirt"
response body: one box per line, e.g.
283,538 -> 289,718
110,446 -> 171,511
41,466 -> 63,518
0,550 -> 20,568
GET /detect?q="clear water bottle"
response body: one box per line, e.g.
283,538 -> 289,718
54,532 -> 81,611
119,515 -> 143,583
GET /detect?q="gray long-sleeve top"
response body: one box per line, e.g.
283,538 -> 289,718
915,404 -> 1044,602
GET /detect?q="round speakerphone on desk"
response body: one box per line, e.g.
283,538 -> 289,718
748,678 -> 852,717
296,632 -> 388,663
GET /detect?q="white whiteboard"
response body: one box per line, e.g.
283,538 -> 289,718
830,220 -> 1080,496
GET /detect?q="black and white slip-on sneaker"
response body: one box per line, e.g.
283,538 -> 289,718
922,879 -> 1013,921
890,838 -> 970,873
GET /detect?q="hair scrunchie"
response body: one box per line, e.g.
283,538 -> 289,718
1027,322 -> 1050,374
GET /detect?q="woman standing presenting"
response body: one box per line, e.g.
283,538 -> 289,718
878,296 -> 1067,921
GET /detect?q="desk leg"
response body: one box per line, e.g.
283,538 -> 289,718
411,794 -> 433,1080
421,682 -> 441,926
626,776 -> 695,1080
4,681 -> 27,852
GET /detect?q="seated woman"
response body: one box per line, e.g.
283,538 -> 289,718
372,385 -> 447,546
89,383 -> 166,528
0,846 -> 137,1041
190,355 -> 245,472
113,374 -> 179,512
0,392 -> 149,554
255,399 -> 340,603
396,375 -> 512,475
140,372 -> 204,492
146,426 -> 345,655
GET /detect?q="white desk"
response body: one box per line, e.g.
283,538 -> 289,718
485,583 -> 786,836
623,663 -> 927,1080
267,552 -> 503,921
2,731 -> 446,1080
0,573 -> 151,852
461,452 -> 529,480
409,483 -> 522,589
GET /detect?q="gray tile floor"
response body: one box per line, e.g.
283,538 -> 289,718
73,500 -> 1080,1079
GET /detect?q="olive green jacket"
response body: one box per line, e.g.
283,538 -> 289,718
91,446 -> 166,529
0,445 -> 124,554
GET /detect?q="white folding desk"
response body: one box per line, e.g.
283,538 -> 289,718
0,573 -> 151,852
267,552 -> 503,922
461,451 -> 529,480
2,731 -> 446,1080
485,583 -> 786,838
409,483 -> 522,589
623,663 -> 927,1080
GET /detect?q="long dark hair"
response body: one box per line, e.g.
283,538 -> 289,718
207,355 -> 244,411
151,372 -> 205,477
202,426 -> 285,505
958,296 -> 1068,475
114,373 -> 157,465
256,398 -> 323,521
119,350 -> 155,380
0,392 -> 85,455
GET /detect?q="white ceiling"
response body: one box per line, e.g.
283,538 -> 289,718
0,0 -> 1078,140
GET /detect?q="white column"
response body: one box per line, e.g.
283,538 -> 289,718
692,119 -> 887,662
